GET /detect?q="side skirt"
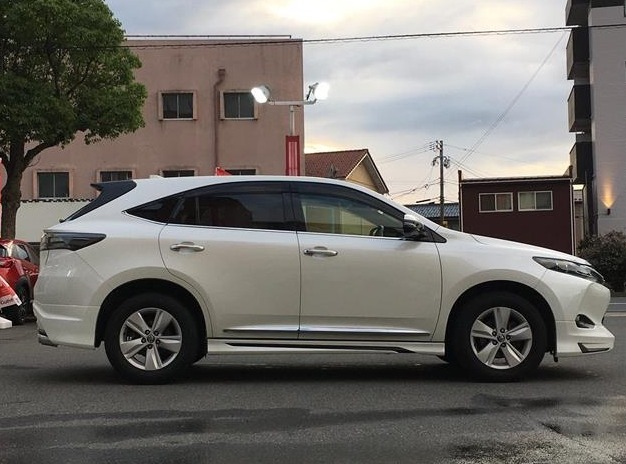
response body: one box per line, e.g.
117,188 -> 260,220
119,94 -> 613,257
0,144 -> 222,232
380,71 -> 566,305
205,339 -> 445,356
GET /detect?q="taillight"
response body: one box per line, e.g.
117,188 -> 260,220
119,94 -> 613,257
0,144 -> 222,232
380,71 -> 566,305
40,232 -> 106,251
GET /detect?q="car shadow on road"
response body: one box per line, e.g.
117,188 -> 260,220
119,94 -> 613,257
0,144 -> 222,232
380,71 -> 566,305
26,355 -> 601,386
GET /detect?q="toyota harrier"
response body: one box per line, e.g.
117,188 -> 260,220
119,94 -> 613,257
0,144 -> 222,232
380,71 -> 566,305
34,176 -> 614,384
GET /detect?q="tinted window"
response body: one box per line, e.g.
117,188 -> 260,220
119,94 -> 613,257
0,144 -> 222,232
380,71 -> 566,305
293,183 -> 404,237
127,196 -> 181,223
170,184 -> 288,231
299,193 -> 403,237
66,181 -> 137,221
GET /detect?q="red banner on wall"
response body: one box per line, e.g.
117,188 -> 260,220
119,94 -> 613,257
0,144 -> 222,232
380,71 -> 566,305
285,135 -> 300,176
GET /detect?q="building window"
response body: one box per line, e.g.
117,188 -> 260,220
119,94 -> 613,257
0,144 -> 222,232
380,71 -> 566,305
479,193 -> 513,212
100,171 -> 132,182
226,169 -> 256,175
160,92 -> 194,119
223,91 -> 255,119
519,191 -> 553,211
162,170 -> 195,177
38,172 -> 69,198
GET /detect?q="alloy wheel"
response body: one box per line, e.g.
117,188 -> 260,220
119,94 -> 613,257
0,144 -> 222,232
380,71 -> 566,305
470,306 -> 533,370
118,307 -> 183,371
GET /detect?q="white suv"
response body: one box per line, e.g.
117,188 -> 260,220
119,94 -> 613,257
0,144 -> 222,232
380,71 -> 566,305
34,176 -> 614,384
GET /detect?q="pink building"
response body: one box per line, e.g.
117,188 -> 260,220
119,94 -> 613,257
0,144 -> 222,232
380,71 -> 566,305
19,38 -> 304,200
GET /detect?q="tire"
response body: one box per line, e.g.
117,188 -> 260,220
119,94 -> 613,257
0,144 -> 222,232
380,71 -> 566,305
104,293 -> 199,384
450,292 -> 547,382
4,287 -> 29,326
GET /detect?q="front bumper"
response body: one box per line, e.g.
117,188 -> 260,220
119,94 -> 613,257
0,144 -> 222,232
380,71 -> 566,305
555,320 -> 614,357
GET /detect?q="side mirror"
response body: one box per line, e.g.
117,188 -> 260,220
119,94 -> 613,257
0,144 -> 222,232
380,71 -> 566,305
403,214 -> 427,240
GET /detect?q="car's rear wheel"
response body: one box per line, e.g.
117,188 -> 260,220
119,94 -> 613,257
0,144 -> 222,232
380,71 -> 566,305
3,286 -> 29,325
451,292 -> 547,382
104,293 -> 199,384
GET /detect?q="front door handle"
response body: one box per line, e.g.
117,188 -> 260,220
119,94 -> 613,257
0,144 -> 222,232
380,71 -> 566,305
303,247 -> 338,257
170,242 -> 205,252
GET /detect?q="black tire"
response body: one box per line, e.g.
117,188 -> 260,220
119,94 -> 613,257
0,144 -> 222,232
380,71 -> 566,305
104,293 -> 199,384
4,286 -> 29,326
450,292 -> 547,382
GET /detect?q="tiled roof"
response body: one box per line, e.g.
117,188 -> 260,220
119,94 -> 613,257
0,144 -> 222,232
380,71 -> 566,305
305,149 -> 369,179
405,203 -> 460,219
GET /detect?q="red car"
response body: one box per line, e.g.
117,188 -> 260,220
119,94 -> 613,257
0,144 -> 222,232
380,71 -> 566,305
0,239 -> 39,325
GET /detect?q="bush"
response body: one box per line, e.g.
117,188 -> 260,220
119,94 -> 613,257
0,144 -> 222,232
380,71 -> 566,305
578,231 -> 626,292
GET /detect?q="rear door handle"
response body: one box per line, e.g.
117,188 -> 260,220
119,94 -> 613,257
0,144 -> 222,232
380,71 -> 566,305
170,242 -> 205,252
303,247 -> 338,257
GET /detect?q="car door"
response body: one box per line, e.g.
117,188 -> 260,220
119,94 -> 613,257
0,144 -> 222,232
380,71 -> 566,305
159,181 -> 301,339
293,182 -> 442,341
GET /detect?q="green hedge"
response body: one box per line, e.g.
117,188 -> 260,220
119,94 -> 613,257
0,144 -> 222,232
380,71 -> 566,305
578,231 -> 626,292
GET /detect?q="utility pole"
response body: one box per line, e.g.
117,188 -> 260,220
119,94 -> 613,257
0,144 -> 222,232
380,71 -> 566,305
431,140 -> 450,226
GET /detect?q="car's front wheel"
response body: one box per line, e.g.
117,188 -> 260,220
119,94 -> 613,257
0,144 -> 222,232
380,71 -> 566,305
451,292 -> 547,381
104,293 -> 199,384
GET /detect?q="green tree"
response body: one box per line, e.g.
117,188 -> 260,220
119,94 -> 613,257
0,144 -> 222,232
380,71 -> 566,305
0,0 -> 146,238
578,231 -> 626,292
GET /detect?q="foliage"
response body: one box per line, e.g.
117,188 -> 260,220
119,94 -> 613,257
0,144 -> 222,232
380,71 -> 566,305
578,231 -> 626,292
0,0 -> 147,237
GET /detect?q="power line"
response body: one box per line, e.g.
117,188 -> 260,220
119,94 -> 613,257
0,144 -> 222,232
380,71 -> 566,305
378,146 -> 432,164
121,24 -> 626,48
443,31 -> 566,182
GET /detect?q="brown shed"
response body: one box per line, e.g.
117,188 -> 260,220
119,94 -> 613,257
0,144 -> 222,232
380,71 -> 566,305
459,173 -> 574,254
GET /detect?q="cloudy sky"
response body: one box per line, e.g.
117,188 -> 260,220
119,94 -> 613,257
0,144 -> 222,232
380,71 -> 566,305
105,0 -> 573,204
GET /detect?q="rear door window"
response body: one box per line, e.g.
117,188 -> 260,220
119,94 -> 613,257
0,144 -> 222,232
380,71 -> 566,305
170,182 -> 290,231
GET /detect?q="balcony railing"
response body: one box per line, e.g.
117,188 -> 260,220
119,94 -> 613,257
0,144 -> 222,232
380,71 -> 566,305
568,84 -> 591,133
569,135 -> 592,184
566,0 -> 589,26
566,27 -> 589,80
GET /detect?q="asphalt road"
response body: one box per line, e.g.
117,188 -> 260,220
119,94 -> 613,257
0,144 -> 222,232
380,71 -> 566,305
1,314 -> 625,464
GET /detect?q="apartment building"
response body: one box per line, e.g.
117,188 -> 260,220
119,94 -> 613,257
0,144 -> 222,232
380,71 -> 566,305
19,38 -> 304,200
566,0 -> 626,235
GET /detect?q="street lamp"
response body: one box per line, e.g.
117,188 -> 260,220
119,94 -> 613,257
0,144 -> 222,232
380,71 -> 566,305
251,82 -> 329,175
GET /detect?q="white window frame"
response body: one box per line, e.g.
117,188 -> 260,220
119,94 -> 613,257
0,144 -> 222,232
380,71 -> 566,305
36,171 -> 71,199
158,91 -> 197,120
161,169 -> 196,177
478,193 -> 513,213
220,90 -> 258,120
518,191 -> 553,211
98,170 -> 134,182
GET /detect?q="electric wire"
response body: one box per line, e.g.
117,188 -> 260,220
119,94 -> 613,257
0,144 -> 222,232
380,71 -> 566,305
121,24 -> 626,48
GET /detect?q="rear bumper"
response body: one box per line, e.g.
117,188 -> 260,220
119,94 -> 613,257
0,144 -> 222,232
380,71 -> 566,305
33,300 -> 98,349
37,328 -> 58,347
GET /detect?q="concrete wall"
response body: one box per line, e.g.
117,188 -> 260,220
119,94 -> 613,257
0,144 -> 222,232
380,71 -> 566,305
16,201 -> 90,243
589,6 -> 626,233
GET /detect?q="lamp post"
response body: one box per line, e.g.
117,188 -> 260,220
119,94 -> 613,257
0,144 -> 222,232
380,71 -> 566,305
251,82 -> 329,176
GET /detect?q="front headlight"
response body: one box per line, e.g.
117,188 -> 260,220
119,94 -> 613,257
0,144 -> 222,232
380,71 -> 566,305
533,257 -> 605,284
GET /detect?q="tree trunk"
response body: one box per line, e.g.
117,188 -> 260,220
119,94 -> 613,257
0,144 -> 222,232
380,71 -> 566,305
1,141 -> 26,239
